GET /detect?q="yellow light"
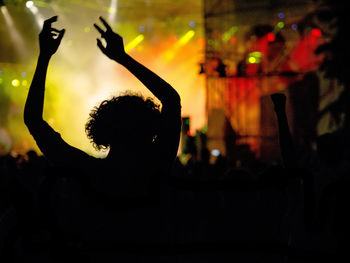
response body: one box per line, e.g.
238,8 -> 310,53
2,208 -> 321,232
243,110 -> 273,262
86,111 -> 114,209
12,79 -> 20,87
22,80 -> 28,86
108,7 -> 117,14
177,30 -> 195,46
248,57 -> 256,64
84,27 -> 91,33
125,34 -> 144,53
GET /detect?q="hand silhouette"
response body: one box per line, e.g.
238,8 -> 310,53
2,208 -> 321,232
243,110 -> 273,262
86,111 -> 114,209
39,16 -> 65,57
271,93 -> 286,113
94,17 -> 127,62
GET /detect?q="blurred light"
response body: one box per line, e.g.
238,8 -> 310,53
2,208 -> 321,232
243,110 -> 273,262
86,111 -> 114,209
26,1 -> 34,9
291,24 -> 298,30
247,57 -> 257,63
21,72 -> 27,77
222,26 -> 238,42
229,36 -> 237,43
108,0 -> 118,22
84,26 -> 90,32
12,79 -> 20,87
125,34 -> 144,52
27,4 -> 44,28
211,149 -> 220,157
267,32 -> 275,42
139,26 -> 145,32
189,21 -> 195,27
22,80 -> 28,86
177,30 -> 195,46
278,12 -> 284,19
108,7 -> 117,13
250,51 -> 262,58
0,78 -> 3,84
311,28 -> 322,37
186,130 -> 191,136
277,21 -> 285,29
0,69 -> 2,75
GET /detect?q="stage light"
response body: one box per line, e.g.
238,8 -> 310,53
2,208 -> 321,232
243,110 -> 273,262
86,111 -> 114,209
211,149 -> 220,157
278,12 -> 284,19
189,21 -> 195,27
125,34 -> 144,52
222,26 -> 238,42
247,51 -> 262,64
26,1 -> 34,9
177,30 -> 195,46
0,78 -> 3,84
248,57 -> 256,63
21,72 -> 27,77
108,0 -> 118,21
0,69 -> 2,75
84,26 -> 91,32
267,32 -> 275,42
291,24 -> 298,30
12,79 -> 20,87
22,80 -> 28,86
139,26 -> 145,32
311,28 -> 322,37
277,21 -> 285,29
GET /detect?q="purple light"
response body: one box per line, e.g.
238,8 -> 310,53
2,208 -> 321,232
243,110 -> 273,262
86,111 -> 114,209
278,12 -> 284,19
291,24 -> 298,30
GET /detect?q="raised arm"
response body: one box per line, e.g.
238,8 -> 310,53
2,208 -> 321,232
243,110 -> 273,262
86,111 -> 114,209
24,16 -> 91,166
94,17 -> 181,164
24,16 -> 64,127
271,93 -> 297,169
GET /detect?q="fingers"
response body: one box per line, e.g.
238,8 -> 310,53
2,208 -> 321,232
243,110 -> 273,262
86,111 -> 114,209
56,29 -> 65,42
96,38 -> 106,54
43,16 -> 58,30
99,16 -> 112,32
94,23 -> 105,36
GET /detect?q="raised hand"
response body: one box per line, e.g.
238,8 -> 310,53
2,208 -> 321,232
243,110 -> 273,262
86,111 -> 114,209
39,16 -> 65,57
271,93 -> 286,113
94,17 -> 127,62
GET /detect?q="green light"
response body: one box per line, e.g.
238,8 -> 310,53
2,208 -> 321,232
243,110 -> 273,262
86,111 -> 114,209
12,79 -> 20,87
250,51 -> 262,58
277,22 -> 285,29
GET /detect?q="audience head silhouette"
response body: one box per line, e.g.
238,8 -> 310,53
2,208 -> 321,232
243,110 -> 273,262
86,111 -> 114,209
85,91 -> 161,152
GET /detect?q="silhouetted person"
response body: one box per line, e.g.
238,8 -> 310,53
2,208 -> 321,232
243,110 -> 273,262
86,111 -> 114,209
270,93 -> 296,169
23,16 -> 181,260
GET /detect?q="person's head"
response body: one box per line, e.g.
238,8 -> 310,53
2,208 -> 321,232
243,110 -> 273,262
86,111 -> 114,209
85,91 -> 161,152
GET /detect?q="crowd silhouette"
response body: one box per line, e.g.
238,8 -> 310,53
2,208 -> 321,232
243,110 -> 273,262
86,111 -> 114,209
0,15 -> 349,263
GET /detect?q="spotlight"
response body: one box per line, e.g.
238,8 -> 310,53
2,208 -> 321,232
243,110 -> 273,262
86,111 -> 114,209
26,1 -> 34,9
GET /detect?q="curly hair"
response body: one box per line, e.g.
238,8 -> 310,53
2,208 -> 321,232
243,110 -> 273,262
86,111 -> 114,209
85,91 -> 161,151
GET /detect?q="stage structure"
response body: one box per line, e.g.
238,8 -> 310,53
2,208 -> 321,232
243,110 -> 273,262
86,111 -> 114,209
202,0 -> 343,163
